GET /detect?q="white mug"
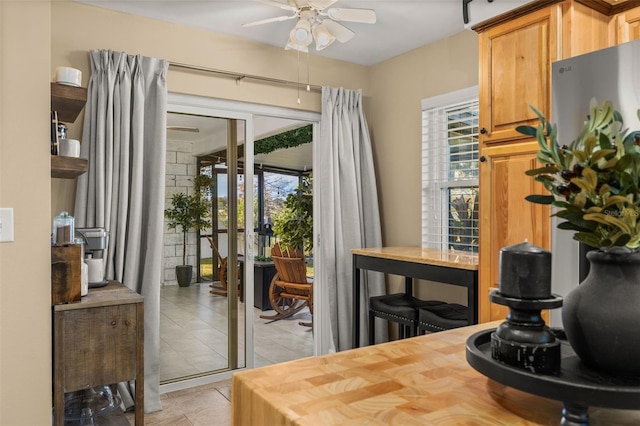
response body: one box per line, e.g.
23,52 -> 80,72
55,66 -> 82,87
86,258 -> 104,284
59,138 -> 80,158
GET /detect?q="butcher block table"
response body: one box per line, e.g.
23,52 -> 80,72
231,322 -> 640,425
352,246 -> 479,347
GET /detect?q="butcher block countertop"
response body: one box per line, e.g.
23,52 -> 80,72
231,322 -> 640,425
351,246 -> 479,271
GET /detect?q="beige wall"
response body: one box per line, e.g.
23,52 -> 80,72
0,1 -> 53,425
369,31 -> 479,303
50,0 -> 372,216
0,0 -> 478,421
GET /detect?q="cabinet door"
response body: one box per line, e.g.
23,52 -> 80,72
58,303 -> 138,391
478,143 -> 550,322
479,7 -> 558,145
613,7 -> 640,44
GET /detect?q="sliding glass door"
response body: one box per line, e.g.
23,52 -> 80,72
161,92 -> 321,392
160,108 -> 253,387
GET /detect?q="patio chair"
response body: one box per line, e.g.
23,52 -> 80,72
259,243 -> 312,327
207,236 -> 241,297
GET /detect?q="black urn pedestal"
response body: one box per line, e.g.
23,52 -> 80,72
489,290 -> 564,375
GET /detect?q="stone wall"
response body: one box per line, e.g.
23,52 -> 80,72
163,138 -> 198,285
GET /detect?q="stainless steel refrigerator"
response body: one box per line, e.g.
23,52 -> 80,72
550,39 -> 640,327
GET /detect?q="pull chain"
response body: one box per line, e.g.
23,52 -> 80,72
306,50 -> 310,92
297,49 -> 301,104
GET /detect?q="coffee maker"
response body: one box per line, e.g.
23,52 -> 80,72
75,227 -> 109,288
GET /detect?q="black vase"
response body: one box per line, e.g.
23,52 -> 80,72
175,265 -> 193,287
562,249 -> 640,374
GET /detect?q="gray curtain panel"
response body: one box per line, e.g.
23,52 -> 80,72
75,49 -> 167,413
318,87 -> 386,351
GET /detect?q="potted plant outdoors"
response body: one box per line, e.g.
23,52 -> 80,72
517,98 -> 640,374
273,175 -> 313,255
164,174 -> 212,287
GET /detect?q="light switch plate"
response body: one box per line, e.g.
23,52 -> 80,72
0,208 -> 15,242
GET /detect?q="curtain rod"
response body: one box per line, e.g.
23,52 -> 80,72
168,61 -> 323,93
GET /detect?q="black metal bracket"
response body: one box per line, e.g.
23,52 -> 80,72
463,0 -> 494,25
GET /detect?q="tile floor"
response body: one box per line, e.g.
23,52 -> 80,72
160,282 -> 314,381
125,379 -> 233,425
138,282 -> 313,425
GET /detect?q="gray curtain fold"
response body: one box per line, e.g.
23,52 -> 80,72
75,49 -> 167,413
318,86 -> 386,351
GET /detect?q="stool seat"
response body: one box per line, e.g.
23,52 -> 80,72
418,303 -> 469,333
369,294 -> 445,345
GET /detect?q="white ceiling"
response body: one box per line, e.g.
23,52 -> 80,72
76,0 -> 532,66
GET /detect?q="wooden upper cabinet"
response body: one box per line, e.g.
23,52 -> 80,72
561,1 -> 610,57
612,6 -> 640,44
473,0 -> 629,323
478,7 -> 558,145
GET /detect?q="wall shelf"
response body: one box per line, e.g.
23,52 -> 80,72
51,82 -> 87,123
51,82 -> 88,178
51,155 -> 88,179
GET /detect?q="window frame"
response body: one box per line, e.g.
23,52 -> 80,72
421,86 -> 479,253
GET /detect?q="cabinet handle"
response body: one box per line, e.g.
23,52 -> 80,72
480,128 -> 487,135
480,156 -> 486,163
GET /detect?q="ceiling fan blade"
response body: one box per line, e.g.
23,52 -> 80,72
321,19 -> 354,43
257,0 -> 298,12
242,14 -> 297,27
326,8 -> 376,24
308,0 -> 339,9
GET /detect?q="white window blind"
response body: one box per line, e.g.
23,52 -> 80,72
421,87 -> 479,252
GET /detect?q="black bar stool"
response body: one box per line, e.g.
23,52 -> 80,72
417,303 -> 469,334
369,294 -> 445,345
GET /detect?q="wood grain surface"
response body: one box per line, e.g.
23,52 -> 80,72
53,282 -> 144,426
51,245 -> 81,304
351,247 -> 478,271
232,322 -> 640,425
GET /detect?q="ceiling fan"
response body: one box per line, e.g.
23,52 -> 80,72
242,0 -> 376,52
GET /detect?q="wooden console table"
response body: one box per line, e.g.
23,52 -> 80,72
231,322 -> 640,425
352,246 -> 478,347
53,281 -> 144,425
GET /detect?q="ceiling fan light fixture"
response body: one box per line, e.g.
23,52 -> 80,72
289,19 -> 313,48
285,40 -> 309,52
312,22 -> 336,51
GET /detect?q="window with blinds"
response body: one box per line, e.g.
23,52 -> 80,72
421,87 -> 479,253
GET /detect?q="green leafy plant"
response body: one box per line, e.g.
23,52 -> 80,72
254,255 -> 273,262
165,174 -> 212,265
518,99 -> 640,249
449,190 -> 479,252
272,175 -> 313,253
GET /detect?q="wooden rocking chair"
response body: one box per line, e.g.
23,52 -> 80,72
207,236 -> 240,297
260,243 -> 313,327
